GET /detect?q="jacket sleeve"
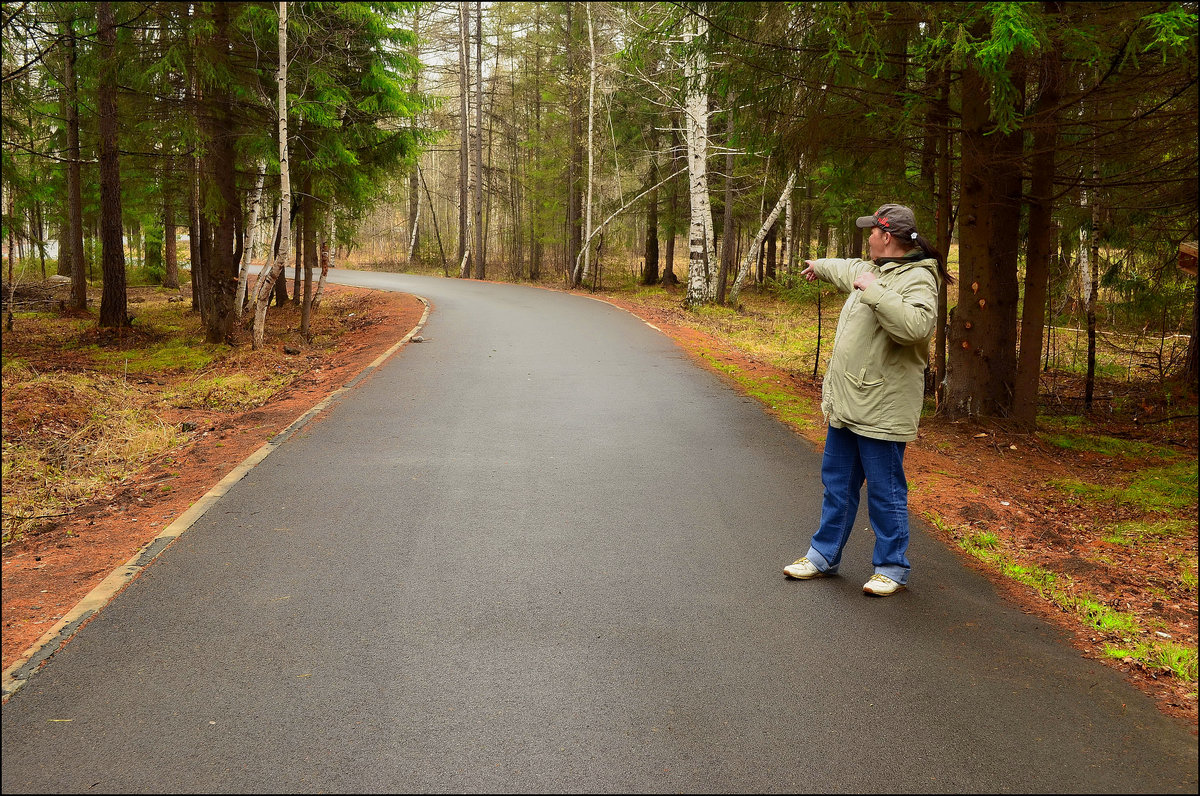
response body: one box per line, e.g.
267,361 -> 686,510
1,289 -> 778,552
858,267 -> 939,346
811,258 -> 873,294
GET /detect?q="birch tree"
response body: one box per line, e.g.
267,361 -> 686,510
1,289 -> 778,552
730,171 -> 795,304
252,1 -> 291,351
682,9 -> 715,308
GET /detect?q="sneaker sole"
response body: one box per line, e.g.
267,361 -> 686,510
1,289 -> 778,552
862,585 -> 905,597
783,568 -> 826,580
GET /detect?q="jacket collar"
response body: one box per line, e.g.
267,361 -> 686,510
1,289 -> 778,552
872,250 -> 926,268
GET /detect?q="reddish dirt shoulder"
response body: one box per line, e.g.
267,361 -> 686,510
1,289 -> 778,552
2,286 -> 426,673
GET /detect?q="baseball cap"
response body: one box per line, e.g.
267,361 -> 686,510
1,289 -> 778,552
855,204 -> 918,237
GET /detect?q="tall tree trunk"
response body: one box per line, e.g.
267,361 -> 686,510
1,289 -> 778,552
566,2 -> 583,287
457,1 -> 471,277
946,56 -> 1024,419
661,127 -> 680,286
300,174 -> 314,342
642,136 -> 660,286
1013,20 -> 1062,429
199,2 -> 237,344
96,1 -> 128,329
576,2 -> 597,286
683,9 -> 715,307
529,5 -> 543,281
766,224 -> 778,281
1084,161 -> 1100,410
407,10 -> 421,265
62,14 -> 86,310
933,67 -> 951,406
800,180 -> 812,263
163,194 -> 178,290
235,166 -> 265,316
253,0 -> 292,350
473,0 -> 485,280
781,187 -> 793,283
716,110 -> 734,305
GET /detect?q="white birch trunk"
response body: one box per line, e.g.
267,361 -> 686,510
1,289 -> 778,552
781,190 -> 793,279
252,1 -> 291,350
235,165 -> 265,318
581,3 -> 597,283
407,185 -> 421,263
1079,188 -> 1091,311
312,236 -> 330,312
683,11 -> 714,307
730,171 -> 796,304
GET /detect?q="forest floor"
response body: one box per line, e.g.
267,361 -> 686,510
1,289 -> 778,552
2,272 -> 1197,730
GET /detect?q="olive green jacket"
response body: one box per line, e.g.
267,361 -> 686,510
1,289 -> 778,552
811,254 -> 940,442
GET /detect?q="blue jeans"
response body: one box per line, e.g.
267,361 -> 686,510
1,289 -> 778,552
805,425 -> 911,584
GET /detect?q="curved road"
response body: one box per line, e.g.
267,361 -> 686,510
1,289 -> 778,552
2,272 -> 1195,793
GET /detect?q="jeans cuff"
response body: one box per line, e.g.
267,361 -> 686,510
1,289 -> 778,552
805,547 -> 837,574
875,565 -> 908,585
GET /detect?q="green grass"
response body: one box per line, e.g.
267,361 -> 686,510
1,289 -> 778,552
941,522 -> 1196,684
1101,518 -> 1191,546
1041,433 -> 1180,461
696,350 -> 816,429
1179,558 -> 1198,591
83,338 -> 223,375
159,372 -> 288,412
1050,460 -> 1198,513
1076,597 -> 1140,635
1104,640 -> 1198,682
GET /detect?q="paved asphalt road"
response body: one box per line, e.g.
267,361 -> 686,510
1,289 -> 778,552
2,271 -> 1196,793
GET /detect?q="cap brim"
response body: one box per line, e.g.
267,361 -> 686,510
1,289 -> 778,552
854,215 -> 876,229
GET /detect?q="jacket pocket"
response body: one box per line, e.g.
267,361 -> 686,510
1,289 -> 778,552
843,367 -> 885,389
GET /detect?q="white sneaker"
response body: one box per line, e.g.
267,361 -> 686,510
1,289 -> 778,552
862,573 -> 904,596
783,557 -> 825,579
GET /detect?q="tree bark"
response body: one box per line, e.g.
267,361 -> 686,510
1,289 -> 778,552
252,0 -> 292,350
163,181 -> 179,290
933,67 -> 951,406
566,2 -> 583,287
62,14 -> 86,310
457,1 -> 471,277
407,10 -> 421,265
1013,19 -> 1062,429
199,2 -> 237,344
96,1 -> 128,329
730,171 -> 796,304
576,2 -> 597,286
683,10 -> 715,307
473,0 -> 485,280
642,143 -> 660,286
300,173 -> 314,342
1084,162 -> 1100,410
235,166 -> 265,316
716,110 -> 734,305
946,56 -> 1024,419
661,127 -> 681,286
